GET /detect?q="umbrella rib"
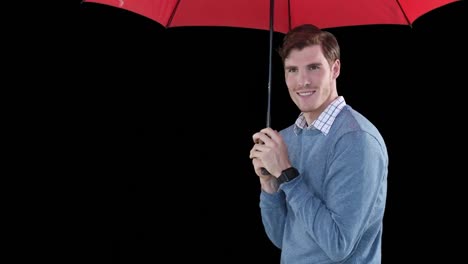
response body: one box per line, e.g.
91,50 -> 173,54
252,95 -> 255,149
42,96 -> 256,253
395,0 -> 412,27
167,0 -> 182,27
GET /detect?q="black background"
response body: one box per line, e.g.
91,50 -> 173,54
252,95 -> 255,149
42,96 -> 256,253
55,1 -> 467,263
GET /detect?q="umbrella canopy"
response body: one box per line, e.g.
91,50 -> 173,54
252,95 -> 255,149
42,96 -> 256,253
82,0 -> 458,33
81,0 -> 459,127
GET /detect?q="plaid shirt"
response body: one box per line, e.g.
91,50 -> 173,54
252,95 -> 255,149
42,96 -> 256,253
294,96 -> 346,135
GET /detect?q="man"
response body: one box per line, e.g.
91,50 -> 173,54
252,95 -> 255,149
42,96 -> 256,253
249,24 -> 388,263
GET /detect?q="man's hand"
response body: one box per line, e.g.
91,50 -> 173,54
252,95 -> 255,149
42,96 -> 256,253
250,128 -> 291,177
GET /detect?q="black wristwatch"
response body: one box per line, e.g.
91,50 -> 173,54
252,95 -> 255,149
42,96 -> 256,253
277,167 -> 299,185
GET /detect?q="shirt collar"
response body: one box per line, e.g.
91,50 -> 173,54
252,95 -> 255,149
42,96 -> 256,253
294,96 -> 346,135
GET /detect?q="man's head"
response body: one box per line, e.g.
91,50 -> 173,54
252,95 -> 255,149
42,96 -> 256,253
279,24 -> 341,125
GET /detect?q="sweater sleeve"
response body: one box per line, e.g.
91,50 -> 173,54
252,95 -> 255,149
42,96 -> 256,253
259,189 -> 287,248
281,131 -> 388,262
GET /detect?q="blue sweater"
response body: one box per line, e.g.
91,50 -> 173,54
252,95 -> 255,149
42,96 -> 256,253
260,105 -> 388,264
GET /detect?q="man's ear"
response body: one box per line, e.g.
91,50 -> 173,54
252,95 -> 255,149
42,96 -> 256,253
332,59 -> 341,79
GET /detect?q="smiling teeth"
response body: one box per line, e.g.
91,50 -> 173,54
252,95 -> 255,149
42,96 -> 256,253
299,91 -> 314,96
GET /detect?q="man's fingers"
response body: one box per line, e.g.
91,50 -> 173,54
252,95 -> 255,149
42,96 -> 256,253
260,128 -> 280,142
250,144 -> 269,159
253,133 -> 273,146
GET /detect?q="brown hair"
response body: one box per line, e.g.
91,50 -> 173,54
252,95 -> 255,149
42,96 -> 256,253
278,24 -> 340,66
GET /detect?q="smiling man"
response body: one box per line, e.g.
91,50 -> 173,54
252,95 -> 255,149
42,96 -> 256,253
249,24 -> 389,264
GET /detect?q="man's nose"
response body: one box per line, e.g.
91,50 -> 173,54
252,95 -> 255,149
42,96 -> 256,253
297,72 -> 311,88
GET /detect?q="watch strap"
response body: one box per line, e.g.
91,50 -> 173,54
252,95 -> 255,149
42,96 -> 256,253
277,167 -> 299,185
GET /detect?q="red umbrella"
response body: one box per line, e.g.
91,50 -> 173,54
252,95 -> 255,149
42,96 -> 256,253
81,0 -> 458,127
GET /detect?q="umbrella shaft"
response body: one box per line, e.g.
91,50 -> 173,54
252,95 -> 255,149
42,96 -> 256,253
266,0 -> 274,128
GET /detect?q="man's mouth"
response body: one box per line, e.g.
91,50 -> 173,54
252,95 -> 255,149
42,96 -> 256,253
297,91 -> 316,97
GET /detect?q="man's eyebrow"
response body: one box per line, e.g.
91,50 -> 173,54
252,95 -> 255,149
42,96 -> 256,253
285,63 -> 322,69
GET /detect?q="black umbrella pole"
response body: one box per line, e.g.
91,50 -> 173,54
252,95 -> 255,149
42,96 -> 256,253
260,0 -> 275,176
266,0 -> 274,129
